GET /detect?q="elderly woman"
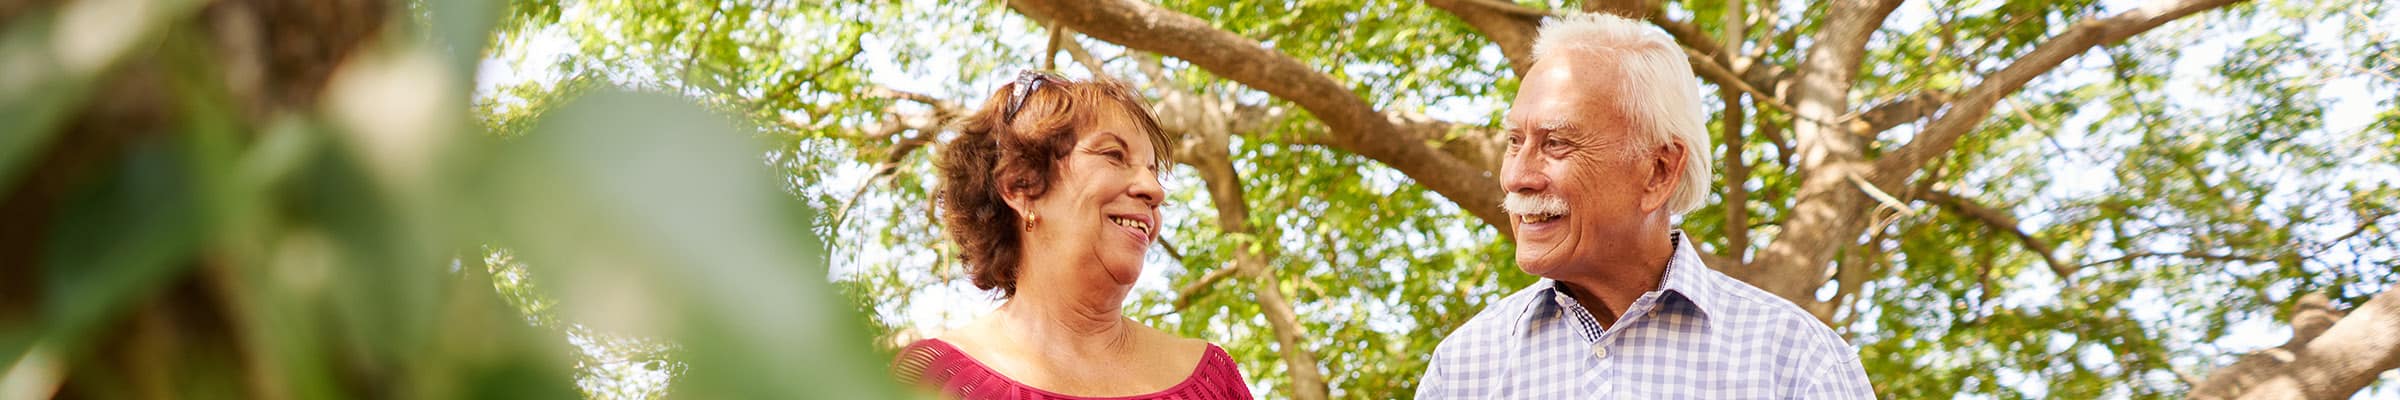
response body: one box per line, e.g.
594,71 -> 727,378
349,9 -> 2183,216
893,71 -> 1252,399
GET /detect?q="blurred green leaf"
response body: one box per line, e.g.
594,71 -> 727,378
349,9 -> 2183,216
481,89 -> 900,399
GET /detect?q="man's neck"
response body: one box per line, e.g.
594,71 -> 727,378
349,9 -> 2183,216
1553,230 -> 1676,330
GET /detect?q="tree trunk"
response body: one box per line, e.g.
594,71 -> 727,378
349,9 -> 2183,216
1175,115 -> 1331,400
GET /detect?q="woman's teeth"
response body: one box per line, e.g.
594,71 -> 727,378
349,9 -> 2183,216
1108,217 -> 1150,235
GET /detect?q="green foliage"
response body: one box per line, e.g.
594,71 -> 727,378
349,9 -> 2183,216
1,0 -> 899,398
1843,1 -> 2400,397
462,0 -> 2400,399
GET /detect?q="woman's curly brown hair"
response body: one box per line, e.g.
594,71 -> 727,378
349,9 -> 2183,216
936,73 -> 1168,298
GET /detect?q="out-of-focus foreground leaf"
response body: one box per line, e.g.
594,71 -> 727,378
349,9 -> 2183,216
480,89 -> 902,399
0,0 -> 902,398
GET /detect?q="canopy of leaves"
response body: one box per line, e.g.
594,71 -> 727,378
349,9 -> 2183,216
471,0 -> 2400,398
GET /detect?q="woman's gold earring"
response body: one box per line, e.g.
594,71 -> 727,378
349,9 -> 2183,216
1023,212 -> 1037,231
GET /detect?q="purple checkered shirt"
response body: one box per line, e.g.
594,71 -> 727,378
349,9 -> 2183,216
1416,231 -> 1874,399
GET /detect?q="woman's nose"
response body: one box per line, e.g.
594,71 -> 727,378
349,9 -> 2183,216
1129,168 -> 1165,206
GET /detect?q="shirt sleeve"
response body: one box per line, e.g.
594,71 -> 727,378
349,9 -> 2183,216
1415,350 -> 1449,399
1796,349 -> 1875,399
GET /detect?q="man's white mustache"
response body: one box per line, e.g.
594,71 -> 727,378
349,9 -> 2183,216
1502,192 -> 1568,216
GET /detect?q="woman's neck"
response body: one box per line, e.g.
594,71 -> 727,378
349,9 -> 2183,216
993,252 -> 1141,351
994,290 -> 1139,357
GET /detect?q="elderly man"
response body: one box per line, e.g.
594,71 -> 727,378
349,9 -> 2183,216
1416,13 -> 1874,399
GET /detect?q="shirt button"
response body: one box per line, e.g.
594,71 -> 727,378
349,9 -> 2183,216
1591,344 -> 1609,359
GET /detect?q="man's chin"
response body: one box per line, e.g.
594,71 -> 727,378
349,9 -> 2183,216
1515,253 -> 1560,277
1516,235 -> 1580,278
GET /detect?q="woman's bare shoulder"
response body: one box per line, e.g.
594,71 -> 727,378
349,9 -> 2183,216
928,315 -> 1007,354
1132,323 -> 1212,366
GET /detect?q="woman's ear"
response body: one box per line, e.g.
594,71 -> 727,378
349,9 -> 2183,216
1639,140 -> 1686,212
996,163 -> 1034,218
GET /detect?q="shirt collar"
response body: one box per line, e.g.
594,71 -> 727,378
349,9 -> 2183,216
1510,230 -> 1722,335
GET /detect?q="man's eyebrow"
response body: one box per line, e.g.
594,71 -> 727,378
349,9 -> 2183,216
1504,118 -> 1574,133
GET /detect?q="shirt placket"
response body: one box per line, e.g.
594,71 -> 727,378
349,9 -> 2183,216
1554,291 -> 1607,396
1581,292 -> 1666,397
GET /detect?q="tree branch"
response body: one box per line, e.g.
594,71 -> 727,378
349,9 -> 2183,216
1010,0 -> 1509,234
755,41 -> 865,113
1138,45 -> 1329,399
1628,0 -> 1782,96
1582,0 -> 1656,19
1171,266 -> 1241,312
1790,0 -> 1904,145
1877,0 -> 2248,177
1736,0 -> 1906,306
1815,231 -> 1885,324
821,87 -> 958,229
677,2 -> 728,91
2193,288 -> 2400,399
1197,143 -> 1332,400
1042,21 -> 1065,71
1756,109 -> 1794,168
1687,47 -> 1799,114
827,128 -> 935,229
1055,29 -> 1111,78
1389,111 -> 1506,172
1721,0 -> 1747,65
2309,210 -> 2391,255
1425,0 -> 1545,75
1852,91 -> 1952,135
863,86 -> 957,111
1719,87 -> 1753,264
1244,262 -> 1323,399
1427,0 -> 1785,103
1920,190 -> 2075,282
2078,250 -> 2277,268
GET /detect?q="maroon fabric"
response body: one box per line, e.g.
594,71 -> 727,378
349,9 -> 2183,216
895,339 -> 1254,400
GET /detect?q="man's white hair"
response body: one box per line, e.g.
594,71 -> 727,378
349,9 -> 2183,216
1529,12 -> 1714,216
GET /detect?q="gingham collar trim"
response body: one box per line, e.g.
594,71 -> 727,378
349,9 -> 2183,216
1511,230 -> 1721,335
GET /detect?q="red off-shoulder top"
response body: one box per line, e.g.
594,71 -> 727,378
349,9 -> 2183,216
893,339 -> 1253,400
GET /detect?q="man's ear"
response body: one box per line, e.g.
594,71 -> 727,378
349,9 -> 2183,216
1639,140 -> 1686,212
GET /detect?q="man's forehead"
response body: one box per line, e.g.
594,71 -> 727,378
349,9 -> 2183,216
1505,94 -> 1625,136
1508,62 -> 1633,129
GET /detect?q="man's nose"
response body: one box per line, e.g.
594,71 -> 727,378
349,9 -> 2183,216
1502,150 -> 1548,194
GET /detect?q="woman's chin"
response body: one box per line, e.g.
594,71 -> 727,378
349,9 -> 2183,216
1099,259 -> 1145,285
